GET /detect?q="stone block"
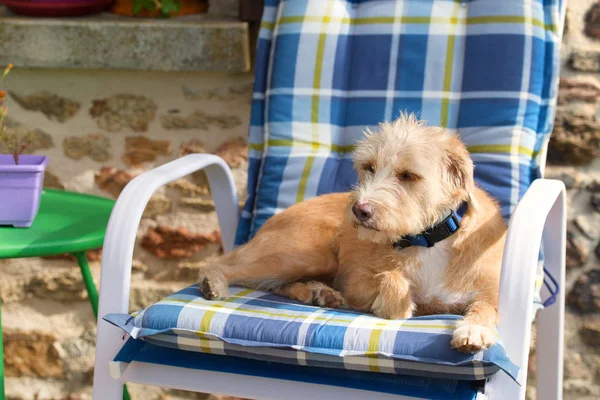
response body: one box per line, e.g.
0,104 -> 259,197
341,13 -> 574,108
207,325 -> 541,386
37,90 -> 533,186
558,78 -> 600,105
0,9 -> 250,72
141,226 -> 221,259
161,110 -> 241,130
549,111 -> 600,165
9,91 -> 79,122
27,269 -> 87,302
62,133 -> 112,162
4,330 -> 63,378
570,49 -> 600,72
122,136 -> 171,167
568,270 -> 600,313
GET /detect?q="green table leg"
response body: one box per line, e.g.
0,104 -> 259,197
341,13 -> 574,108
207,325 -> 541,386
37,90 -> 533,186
74,252 -> 131,400
0,299 -> 5,400
75,252 -> 99,317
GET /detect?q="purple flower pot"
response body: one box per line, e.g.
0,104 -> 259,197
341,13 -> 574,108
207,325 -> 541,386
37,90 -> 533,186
0,154 -> 48,228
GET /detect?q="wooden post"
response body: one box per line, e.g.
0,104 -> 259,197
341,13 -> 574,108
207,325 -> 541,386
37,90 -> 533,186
240,0 -> 265,22
239,0 -> 264,66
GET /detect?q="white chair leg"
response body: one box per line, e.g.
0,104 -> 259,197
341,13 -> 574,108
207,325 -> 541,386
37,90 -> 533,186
93,322 -> 125,400
536,301 -> 564,400
487,180 -> 566,400
485,369 -> 525,400
536,194 -> 566,400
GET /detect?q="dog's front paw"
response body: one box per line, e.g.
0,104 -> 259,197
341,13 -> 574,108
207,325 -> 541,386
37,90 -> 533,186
313,287 -> 345,308
371,293 -> 414,319
451,322 -> 497,353
199,271 -> 229,300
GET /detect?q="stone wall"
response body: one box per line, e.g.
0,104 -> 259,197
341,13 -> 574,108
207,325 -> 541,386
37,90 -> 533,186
1,67 -> 252,400
0,1 -> 599,400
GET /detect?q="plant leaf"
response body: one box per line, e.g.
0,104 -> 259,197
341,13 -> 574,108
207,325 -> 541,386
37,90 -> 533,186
161,0 -> 181,16
133,1 -> 144,15
2,64 -> 12,80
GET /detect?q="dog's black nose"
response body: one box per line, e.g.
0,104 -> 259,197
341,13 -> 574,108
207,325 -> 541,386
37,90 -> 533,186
352,202 -> 374,222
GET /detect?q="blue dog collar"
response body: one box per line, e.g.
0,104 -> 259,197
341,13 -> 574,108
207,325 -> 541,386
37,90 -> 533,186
393,202 -> 469,250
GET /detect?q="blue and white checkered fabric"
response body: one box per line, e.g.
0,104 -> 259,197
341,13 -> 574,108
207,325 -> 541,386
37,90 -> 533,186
236,0 -> 564,245
105,285 -> 519,381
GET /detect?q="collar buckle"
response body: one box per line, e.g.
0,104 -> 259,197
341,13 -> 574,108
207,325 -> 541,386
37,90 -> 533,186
393,238 -> 413,250
421,231 -> 436,247
422,213 -> 458,245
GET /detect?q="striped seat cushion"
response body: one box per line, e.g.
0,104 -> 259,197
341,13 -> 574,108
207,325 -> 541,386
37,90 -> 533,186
104,285 -> 518,381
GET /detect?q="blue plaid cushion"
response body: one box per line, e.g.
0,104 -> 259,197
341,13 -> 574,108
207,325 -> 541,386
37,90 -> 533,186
236,0 -> 563,245
105,285 -> 518,381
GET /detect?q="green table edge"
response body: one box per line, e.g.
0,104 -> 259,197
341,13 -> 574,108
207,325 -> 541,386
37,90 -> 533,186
0,189 -> 115,259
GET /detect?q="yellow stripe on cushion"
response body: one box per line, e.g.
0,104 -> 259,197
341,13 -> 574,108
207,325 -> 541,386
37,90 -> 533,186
270,139 -> 355,153
250,141 -> 537,157
297,0 -> 335,203
265,15 -> 553,32
164,297 -> 455,330
467,144 -> 536,157
252,139 -> 353,153
260,21 -> 275,30
440,2 -> 462,128
196,288 -> 255,353
367,321 -> 387,372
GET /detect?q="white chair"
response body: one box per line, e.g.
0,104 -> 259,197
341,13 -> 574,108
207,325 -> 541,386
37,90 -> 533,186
93,154 -> 566,399
93,0 -> 567,398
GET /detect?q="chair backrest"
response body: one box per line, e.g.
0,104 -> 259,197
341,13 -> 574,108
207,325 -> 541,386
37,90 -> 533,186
236,0 -> 566,245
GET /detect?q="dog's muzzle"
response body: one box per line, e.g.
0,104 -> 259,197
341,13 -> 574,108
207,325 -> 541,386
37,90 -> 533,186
352,202 -> 374,223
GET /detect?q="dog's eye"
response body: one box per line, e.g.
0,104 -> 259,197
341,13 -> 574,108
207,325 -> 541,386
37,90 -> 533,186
397,171 -> 419,182
363,164 -> 375,174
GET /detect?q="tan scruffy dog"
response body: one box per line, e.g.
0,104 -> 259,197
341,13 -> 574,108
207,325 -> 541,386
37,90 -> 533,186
199,113 -> 507,353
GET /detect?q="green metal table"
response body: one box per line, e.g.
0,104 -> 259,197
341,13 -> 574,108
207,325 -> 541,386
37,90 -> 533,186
0,189 -> 129,400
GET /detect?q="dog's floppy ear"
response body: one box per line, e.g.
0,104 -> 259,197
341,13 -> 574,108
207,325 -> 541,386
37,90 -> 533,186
444,136 -> 475,194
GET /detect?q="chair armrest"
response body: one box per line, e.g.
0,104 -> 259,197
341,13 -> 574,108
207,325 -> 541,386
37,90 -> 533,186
93,154 -> 239,399
497,179 -> 566,385
98,154 -> 239,316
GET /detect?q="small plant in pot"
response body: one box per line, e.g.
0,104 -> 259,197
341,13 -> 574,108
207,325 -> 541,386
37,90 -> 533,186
0,65 -> 47,228
111,0 -> 207,17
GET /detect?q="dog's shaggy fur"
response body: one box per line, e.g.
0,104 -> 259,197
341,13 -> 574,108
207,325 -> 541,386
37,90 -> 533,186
200,114 -> 507,353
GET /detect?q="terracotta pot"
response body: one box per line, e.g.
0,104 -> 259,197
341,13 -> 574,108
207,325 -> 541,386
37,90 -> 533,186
110,0 -> 207,17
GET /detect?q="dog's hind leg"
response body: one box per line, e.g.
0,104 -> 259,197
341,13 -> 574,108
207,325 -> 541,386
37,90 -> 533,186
274,281 -> 345,308
199,234 -> 339,301
198,248 -> 276,300
199,194 -> 344,301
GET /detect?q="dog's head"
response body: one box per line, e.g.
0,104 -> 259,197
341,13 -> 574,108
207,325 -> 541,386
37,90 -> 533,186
348,113 -> 475,244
